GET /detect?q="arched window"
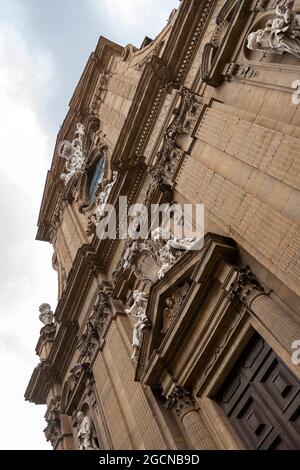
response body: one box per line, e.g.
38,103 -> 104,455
89,155 -> 104,203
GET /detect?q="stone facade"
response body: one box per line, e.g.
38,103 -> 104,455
25,1 -> 300,450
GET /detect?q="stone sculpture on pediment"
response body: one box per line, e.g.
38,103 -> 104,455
152,228 -> 201,279
114,227 -> 201,285
161,282 -> 190,334
248,1 -> 300,58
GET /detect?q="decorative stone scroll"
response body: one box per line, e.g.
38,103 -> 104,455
125,290 -> 150,359
59,123 -> 87,185
44,399 -> 62,448
247,1 -> 300,59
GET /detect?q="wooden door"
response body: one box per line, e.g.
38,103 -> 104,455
216,333 -> 300,449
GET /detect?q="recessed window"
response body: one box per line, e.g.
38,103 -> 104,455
89,155 -> 104,203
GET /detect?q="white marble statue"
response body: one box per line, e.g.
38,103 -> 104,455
125,290 -> 149,359
152,227 -> 201,279
92,171 -> 118,225
77,411 -> 99,450
247,1 -> 300,58
59,123 -> 87,184
39,303 -> 54,325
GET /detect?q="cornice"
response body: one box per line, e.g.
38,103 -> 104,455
111,0 -> 217,170
24,362 -> 53,405
36,38 -> 123,242
111,56 -> 174,169
162,0 -> 216,86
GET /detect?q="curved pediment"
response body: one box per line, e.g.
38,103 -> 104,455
135,233 -> 238,384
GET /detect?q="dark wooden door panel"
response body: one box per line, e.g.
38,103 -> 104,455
216,332 -> 300,450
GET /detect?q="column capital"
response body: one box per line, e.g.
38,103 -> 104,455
228,266 -> 265,308
165,386 -> 197,419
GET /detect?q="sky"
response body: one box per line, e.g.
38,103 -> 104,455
0,0 -> 179,450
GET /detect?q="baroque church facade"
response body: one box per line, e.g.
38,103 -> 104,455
26,0 -> 300,450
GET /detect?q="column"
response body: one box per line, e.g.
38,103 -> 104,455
228,266 -> 300,354
165,387 -> 216,450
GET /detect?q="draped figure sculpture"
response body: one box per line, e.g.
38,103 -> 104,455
125,290 -> 149,359
77,411 -> 99,450
247,1 -> 300,59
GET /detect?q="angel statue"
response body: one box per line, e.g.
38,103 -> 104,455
152,227 -> 201,279
247,1 -> 300,59
125,290 -> 150,359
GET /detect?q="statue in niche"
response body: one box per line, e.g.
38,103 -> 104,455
125,290 -> 150,359
59,123 -> 87,184
39,303 -> 54,325
77,411 -> 99,450
247,1 -> 300,58
152,227 -> 201,279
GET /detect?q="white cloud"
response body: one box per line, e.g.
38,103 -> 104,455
97,0 -> 178,40
0,0 -> 180,450
0,20 -> 57,450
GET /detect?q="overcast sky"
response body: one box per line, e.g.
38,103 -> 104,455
0,0 -> 178,450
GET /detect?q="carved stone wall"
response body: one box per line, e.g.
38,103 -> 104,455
26,0 -> 300,452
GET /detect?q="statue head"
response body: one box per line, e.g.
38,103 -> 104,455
247,30 -> 263,51
165,297 -> 175,308
39,303 -> 54,325
77,411 -> 84,424
58,140 -> 73,160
